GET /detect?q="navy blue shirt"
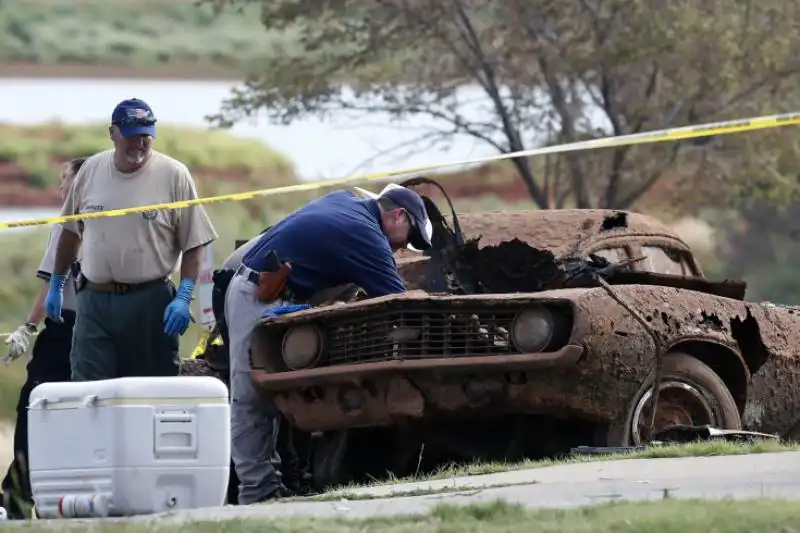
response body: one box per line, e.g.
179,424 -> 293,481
242,190 -> 407,300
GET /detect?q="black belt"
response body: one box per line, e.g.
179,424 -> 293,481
235,264 -> 261,286
84,277 -> 166,295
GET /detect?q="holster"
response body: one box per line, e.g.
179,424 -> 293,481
256,263 -> 292,302
74,271 -> 88,293
70,261 -> 85,293
254,251 -> 292,303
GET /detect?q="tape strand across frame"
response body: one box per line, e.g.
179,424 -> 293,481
0,111 -> 798,231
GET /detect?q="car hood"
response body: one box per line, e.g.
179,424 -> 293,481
258,287 -> 597,326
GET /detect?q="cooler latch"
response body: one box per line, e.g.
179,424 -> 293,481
153,411 -> 198,459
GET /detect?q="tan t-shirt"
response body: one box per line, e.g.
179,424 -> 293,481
60,149 -> 218,284
37,224 -> 78,312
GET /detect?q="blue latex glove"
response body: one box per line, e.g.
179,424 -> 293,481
263,304 -> 311,318
44,274 -> 68,323
164,279 -> 195,336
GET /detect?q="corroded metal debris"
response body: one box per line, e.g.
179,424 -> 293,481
443,236 -> 643,295
437,235 -> 747,301
448,237 -> 564,293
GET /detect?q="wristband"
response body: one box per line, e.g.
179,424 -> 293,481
176,279 -> 196,303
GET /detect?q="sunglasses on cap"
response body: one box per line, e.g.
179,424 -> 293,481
113,108 -> 158,127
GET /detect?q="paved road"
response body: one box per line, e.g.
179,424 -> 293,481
98,450 -> 800,525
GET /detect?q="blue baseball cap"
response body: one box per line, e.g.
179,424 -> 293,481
110,98 -> 157,139
378,184 -> 433,251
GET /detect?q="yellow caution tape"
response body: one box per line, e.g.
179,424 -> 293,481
191,328 -> 213,358
190,327 -> 223,359
1,111 -> 798,232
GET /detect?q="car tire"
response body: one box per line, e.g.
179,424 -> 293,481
607,351 -> 742,446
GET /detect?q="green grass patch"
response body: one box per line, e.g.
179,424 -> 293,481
0,0 -> 299,74
325,439 -> 800,494
8,499 -> 800,532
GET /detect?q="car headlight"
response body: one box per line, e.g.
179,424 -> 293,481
511,306 -> 554,352
281,324 -> 325,370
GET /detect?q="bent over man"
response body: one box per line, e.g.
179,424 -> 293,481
45,98 -> 218,380
0,157 -> 86,520
225,185 -> 432,504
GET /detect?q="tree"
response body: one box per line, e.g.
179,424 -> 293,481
204,0 -> 800,210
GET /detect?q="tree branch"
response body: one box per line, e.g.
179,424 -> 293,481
618,143 -> 683,209
448,0 -> 547,206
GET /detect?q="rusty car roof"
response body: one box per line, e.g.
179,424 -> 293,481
396,208 -> 690,262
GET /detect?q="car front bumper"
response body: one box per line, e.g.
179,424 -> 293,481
250,344 -> 585,432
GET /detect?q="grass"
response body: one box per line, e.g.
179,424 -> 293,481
0,0 -> 300,76
6,499 -> 800,532
317,440 -> 800,499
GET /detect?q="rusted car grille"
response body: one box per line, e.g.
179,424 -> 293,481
324,309 -> 519,365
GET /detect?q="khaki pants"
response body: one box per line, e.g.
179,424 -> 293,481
224,272 -> 286,504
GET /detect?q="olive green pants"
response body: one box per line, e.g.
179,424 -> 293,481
70,280 -> 181,381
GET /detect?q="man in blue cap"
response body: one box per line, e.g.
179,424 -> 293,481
224,183 -> 432,504
45,97 -> 218,381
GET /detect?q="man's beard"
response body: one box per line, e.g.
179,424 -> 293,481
125,148 -> 148,165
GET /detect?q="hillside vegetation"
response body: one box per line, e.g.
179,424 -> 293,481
0,0 -> 293,77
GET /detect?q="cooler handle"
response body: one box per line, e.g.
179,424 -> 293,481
153,412 -> 198,457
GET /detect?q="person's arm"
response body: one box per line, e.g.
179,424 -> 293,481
5,225 -> 64,360
337,233 -> 407,298
52,174 -> 84,277
52,230 -> 82,277
180,245 -> 204,284
163,166 -> 219,336
25,282 -> 49,326
173,166 -> 218,294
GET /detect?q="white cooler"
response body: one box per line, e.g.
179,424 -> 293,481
27,376 -> 230,518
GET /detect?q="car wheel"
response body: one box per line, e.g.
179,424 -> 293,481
607,351 -> 742,446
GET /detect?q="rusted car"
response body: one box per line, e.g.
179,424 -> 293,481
216,182 -> 800,487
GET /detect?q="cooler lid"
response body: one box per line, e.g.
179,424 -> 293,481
28,376 -> 229,410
